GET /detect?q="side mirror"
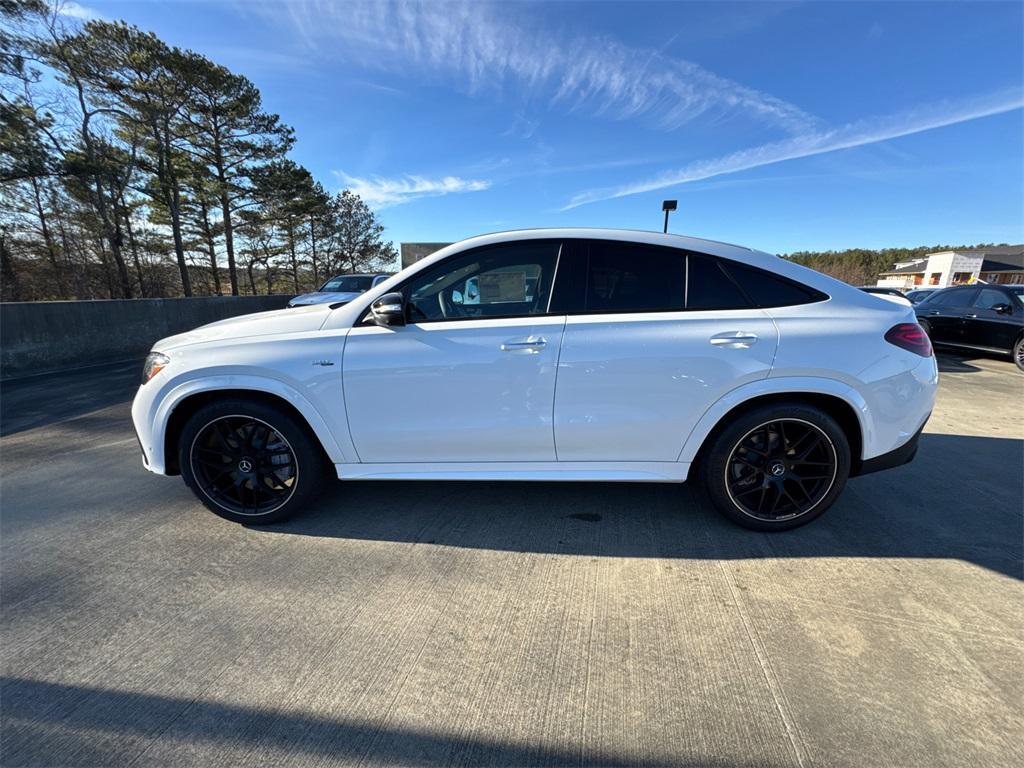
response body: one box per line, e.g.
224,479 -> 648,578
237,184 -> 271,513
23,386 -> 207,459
992,302 -> 1013,315
370,292 -> 406,326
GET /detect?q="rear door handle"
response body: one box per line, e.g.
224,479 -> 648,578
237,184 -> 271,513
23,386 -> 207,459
501,336 -> 547,352
964,313 -> 978,319
710,331 -> 758,349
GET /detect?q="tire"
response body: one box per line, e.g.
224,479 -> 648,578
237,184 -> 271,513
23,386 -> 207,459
1014,335 -> 1024,373
699,403 -> 851,532
178,398 -> 330,524
918,318 -> 931,339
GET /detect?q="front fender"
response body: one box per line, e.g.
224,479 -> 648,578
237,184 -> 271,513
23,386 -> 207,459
149,374 -> 351,472
676,376 -> 871,470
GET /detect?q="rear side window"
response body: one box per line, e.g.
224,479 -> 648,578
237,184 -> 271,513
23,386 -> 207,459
721,261 -> 828,308
928,289 -> 976,308
585,241 -> 685,312
686,256 -> 752,310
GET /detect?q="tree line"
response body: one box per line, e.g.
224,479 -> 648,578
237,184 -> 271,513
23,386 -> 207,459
782,244 -> 1010,286
0,1 -> 397,302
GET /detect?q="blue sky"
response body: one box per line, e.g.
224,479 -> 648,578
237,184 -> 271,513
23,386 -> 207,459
66,1 -> 1023,256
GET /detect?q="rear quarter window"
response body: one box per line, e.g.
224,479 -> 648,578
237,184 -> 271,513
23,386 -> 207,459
720,260 -> 829,308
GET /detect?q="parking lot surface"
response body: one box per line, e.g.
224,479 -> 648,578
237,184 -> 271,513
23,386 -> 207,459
2,353 -> 1022,767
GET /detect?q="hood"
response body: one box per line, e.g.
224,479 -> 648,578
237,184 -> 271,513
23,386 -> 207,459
153,304 -> 333,352
288,291 -> 362,306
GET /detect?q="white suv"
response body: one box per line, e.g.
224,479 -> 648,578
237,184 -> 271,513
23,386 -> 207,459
132,229 -> 938,531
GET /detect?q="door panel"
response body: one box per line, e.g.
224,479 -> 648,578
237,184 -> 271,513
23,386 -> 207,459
919,289 -> 976,345
964,289 -> 1022,350
553,311 -> 778,461
343,317 -> 565,462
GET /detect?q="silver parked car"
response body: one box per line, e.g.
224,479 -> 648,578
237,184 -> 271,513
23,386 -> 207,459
288,273 -> 392,307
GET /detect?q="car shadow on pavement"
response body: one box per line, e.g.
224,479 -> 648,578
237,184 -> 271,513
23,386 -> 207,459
265,432 -> 1023,581
936,354 -> 984,373
0,677 -> 695,767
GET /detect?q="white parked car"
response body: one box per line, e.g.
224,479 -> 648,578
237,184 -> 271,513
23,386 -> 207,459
132,229 -> 938,531
287,273 -> 392,307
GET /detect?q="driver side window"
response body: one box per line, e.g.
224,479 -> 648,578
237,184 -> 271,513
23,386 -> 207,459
405,241 -> 561,322
973,288 -> 1011,311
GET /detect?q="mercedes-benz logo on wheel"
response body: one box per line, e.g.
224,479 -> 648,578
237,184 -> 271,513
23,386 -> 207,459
237,458 -> 253,473
768,461 -> 786,477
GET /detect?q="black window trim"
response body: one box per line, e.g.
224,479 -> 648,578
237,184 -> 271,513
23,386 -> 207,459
357,237 -> 830,325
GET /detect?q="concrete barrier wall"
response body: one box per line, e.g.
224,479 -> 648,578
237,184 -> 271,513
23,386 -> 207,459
1,296 -> 292,379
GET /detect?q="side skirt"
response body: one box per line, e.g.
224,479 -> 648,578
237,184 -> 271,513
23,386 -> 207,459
934,341 -> 1012,356
335,461 -> 690,483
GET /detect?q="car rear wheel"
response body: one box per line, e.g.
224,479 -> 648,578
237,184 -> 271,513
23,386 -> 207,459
1013,335 -> 1024,372
699,403 -> 851,531
179,398 -> 330,524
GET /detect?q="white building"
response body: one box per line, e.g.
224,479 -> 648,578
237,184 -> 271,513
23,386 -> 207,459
876,246 -> 1023,290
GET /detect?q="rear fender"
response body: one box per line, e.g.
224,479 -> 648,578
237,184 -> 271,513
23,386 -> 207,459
677,376 -> 871,470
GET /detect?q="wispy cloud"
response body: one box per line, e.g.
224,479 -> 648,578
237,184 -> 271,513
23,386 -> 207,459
253,0 -> 818,135
502,112 -> 540,140
55,2 -> 104,21
335,172 -> 491,208
563,88 -> 1024,209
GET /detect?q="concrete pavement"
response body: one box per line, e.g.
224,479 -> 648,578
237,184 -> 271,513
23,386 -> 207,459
1,353 -> 1021,766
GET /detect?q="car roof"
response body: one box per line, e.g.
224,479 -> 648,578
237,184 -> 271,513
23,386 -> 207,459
447,227 -> 753,253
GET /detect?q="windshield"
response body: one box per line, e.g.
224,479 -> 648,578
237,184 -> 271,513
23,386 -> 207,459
1006,285 -> 1024,306
319,275 -> 374,293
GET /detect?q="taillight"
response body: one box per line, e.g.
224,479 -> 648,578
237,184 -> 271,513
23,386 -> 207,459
885,323 -> 932,357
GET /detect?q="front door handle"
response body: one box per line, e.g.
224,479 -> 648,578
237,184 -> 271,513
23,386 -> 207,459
501,336 -> 547,352
928,310 -> 941,315
710,331 -> 759,349
964,313 -> 978,319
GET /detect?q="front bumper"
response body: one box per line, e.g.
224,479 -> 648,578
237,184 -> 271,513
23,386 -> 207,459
131,380 -> 167,474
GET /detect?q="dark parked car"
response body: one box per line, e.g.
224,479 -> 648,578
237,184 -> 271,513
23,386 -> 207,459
915,285 -> 1024,370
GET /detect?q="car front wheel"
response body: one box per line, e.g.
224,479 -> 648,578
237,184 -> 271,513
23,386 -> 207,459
1014,335 -> 1024,372
179,398 -> 330,524
699,403 -> 851,531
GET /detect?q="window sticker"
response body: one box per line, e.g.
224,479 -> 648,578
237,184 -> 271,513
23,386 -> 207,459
478,271 -> 528,303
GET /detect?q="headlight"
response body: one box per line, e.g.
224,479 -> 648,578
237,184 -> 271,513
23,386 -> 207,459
142,352 -> 170,384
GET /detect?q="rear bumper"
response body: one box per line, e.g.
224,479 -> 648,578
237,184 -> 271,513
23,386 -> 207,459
851,419 -> 927,477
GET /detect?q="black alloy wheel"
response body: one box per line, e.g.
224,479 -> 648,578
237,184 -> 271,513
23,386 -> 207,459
700,403 -> 851,531
191,415 -> 298,516
724,419 -> 838,522
179,398 -> 330,524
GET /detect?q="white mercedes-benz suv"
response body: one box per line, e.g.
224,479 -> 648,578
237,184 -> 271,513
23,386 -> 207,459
132,229 -> 938,531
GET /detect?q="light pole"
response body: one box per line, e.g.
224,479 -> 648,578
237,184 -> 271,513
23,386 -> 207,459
662,200 -> 677,233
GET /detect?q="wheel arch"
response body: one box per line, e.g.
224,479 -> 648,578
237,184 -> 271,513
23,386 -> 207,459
160,382 -> 345,476
681,380 -> 869,479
